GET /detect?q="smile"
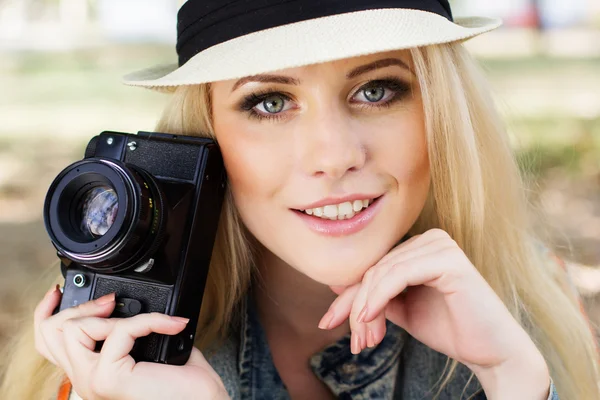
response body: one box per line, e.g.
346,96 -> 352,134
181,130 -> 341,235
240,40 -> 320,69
301,198 -> 375,220
292,196 -> 383,237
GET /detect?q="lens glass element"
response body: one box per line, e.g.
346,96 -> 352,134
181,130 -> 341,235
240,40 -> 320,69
80,186 -> 119,237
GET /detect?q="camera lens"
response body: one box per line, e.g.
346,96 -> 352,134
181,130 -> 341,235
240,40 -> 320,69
79,186 -> 119,237
44,158 -> 165,273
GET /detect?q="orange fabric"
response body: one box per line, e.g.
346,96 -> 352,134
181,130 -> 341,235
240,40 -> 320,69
57,377 -> 72,400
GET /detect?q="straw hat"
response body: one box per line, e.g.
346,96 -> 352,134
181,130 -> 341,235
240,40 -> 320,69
123,0 -> 502,91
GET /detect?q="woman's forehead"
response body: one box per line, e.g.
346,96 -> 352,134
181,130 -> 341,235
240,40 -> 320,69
271,49 -> 412,75
215,49 -> 414,90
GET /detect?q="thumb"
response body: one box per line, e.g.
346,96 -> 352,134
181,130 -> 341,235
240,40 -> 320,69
186,347 -> 226,389
185,346 -> 211,368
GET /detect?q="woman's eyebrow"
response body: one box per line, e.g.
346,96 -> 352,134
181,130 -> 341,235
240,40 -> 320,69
231,57 -> 413,93
346,58 -> 414,79
231,74 -> 300,92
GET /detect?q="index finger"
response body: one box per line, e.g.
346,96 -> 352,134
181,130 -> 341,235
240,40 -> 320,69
98,313 -> 189,366
33,285 -> 61,329
33,285 -> 62,364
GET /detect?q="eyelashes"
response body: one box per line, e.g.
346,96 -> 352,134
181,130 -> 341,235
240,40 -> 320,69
238,91 -> 294,118
236,77 -> 412,122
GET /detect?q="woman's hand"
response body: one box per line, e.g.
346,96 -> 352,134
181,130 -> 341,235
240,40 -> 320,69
34,287 -> 228,400
319,228 -> 551,400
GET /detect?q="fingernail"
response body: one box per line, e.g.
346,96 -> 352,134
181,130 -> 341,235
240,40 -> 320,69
356,305 -> 368,324
45,285 -> 58,298
367,329 -> 375,348
171,316 -> 189,324
318,309 -> 335,330
351,332 -> 361,354
96,293 -> 116,305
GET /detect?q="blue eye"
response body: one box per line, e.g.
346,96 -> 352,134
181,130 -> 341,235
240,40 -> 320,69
257,95 -> 286,114
358,86 -> 387,103
238,77 -> 411,121
352,78 -> 410,106
239,91 -> 293,121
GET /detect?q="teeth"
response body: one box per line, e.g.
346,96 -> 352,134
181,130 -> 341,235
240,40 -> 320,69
323,205 -> 338,218
302,198 -> 375,219
338,202 -> 353,215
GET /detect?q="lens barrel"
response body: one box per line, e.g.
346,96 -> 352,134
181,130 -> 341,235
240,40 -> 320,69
43,158 -> 165,273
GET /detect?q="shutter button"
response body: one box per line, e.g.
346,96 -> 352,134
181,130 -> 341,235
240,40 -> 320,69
113,298 -> 143,317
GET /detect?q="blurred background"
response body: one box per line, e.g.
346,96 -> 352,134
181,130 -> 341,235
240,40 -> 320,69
0,0 -> 599,374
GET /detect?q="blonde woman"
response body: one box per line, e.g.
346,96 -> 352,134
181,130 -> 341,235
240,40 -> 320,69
2,1 -> 599,399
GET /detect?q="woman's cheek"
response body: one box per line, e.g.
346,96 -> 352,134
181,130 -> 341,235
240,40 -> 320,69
218,135 -> 292,234
217,121 -> 275,185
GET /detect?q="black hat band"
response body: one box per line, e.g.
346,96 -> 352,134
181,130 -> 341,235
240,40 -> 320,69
176,0 -> 454,67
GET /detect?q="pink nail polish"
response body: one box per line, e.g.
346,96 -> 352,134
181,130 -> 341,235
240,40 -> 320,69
352,332 -> 361,354
356,305 -> 368,323
367,329 -> 375,347
171,316 -> 190,324
318,310 -> 335,330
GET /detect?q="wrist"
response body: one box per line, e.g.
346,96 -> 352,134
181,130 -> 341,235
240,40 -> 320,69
474,352 -> 550,400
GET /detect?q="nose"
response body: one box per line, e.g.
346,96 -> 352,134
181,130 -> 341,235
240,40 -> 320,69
298,108 -> 366,180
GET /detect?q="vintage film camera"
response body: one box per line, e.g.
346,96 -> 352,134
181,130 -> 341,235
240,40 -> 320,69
43,131 -> 226,365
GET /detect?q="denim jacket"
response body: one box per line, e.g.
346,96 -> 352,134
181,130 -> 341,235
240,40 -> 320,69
63,295 -> 559,400
206,296 -> 560,400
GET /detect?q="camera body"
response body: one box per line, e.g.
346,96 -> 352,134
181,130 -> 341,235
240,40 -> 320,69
43,131 -> 226,365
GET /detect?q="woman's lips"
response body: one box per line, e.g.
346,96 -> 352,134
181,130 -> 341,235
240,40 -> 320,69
292,196 -> 383,237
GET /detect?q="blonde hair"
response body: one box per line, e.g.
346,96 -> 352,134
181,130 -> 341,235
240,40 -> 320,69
1,42 -> 598,399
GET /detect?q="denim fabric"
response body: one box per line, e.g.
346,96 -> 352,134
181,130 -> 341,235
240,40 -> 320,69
205,297 -> 560,400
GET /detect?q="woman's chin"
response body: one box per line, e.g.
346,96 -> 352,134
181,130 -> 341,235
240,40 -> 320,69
302,262 -> 370,288
290,248 -> 393,287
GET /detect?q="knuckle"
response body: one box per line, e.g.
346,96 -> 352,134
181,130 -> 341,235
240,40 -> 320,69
427,228 -> 450,239
428,229 -> 458,248
97,316 -> 114,329
364,268 -> 376,280
71,303 -> 85,313
114,315 -> 139,331
70,300 -> 95,315
147,312 -> 168,323
442,242 -> 461,258
61,318 -> 78,334
388,261 -> 402,273
113,318 -> 128,330
72,303 -> 87,313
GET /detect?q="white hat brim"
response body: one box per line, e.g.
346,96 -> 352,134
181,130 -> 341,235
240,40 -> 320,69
123,9 -> 502,91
